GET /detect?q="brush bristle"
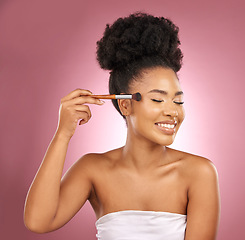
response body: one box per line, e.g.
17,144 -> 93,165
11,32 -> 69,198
132,92 -> 142,101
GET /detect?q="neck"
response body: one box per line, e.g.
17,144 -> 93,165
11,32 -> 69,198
121,129 -> 170,171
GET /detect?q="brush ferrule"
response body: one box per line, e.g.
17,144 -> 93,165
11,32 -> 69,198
115,95 -> 132,99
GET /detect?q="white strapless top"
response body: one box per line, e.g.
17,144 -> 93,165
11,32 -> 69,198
95,210 -> 187,240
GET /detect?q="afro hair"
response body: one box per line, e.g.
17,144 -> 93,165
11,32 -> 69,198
96,12 -> 183,72
96,12 -> 183,119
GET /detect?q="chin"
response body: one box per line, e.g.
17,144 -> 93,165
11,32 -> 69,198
152,134 -> 176,146
159,138 -> 175,146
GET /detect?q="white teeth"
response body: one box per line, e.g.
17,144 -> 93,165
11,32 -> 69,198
157,123 -> 175,129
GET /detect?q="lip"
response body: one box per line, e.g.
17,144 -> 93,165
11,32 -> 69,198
154,120 -> 177,135
155,120 -> 177,126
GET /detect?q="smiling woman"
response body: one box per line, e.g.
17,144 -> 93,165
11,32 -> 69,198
122,67 -> 185,146
24,12 -> 220,240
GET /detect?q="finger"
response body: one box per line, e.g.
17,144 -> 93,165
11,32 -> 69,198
68,95 -> 105,106
61,89 -> 93,102
79,119 -> 86,125
79,118 -> 89,125
74,105 -> 92,119
78,112 -> 90,125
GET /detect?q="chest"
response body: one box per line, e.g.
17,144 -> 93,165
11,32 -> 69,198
89,163 -> 188,216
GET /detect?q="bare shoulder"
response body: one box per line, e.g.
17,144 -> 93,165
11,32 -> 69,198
172,150 -> 221,239
170,148 -> 218,178
75,147 -> 122,171
185,152 -> 218,180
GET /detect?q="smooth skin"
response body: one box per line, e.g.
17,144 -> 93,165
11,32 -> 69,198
24,67 -> 220,239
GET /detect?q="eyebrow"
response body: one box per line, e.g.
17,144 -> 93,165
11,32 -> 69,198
147,89 -> 184,96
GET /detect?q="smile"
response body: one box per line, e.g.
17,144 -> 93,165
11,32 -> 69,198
154,121 -> 177,135
156,123 -> 175,129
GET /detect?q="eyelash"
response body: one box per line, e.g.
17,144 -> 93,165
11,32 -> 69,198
151,99 -> 184,105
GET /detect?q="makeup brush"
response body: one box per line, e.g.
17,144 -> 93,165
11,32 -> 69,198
89,92 -> 142,101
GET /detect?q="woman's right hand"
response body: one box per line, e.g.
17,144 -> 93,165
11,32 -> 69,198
55,89 -> 104,140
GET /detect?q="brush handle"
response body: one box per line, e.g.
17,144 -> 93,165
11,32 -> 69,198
90,94 -> 116,99
88,94 -> 132,99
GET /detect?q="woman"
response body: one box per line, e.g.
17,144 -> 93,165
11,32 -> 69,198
24,12 -> 220,239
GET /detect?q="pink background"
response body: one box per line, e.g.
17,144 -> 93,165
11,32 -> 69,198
1,0 -> 244,239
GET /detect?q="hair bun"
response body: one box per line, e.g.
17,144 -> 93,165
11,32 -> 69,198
96,12 -> 182,72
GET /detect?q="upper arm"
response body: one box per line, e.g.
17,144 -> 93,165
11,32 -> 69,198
185,158 -> 221,240
47,154 -> 95,232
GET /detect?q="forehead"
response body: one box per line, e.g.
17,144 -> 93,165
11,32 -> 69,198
130,67 -> 182,93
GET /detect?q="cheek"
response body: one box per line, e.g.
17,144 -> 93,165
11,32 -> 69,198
134,101 -> 161,120
178,107 -> 185,123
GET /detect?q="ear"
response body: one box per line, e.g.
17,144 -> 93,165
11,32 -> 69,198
118,98 -> 132,116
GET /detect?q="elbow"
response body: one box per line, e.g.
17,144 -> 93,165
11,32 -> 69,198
24,222 -> 46,234
23,204 -> 56,233
23,215 -> 51,234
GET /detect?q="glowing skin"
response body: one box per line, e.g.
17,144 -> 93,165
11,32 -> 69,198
120,66 -> 185,147
24,67 -> 220,239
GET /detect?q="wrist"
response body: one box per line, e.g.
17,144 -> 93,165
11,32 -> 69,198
54,130 -> 72,143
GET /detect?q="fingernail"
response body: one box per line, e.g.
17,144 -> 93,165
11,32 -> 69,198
99,100 -> 105,104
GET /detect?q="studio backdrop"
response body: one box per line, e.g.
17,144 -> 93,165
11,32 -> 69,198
0,0 -> 244,239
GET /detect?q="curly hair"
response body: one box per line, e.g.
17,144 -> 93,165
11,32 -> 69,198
96,12 -> 183,118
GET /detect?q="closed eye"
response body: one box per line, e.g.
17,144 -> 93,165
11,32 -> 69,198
173,101 -> 184,105
151,99 -> 164,103
151,99 -> 184,105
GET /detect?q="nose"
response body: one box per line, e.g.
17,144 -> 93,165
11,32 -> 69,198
162,102 -> 178,117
